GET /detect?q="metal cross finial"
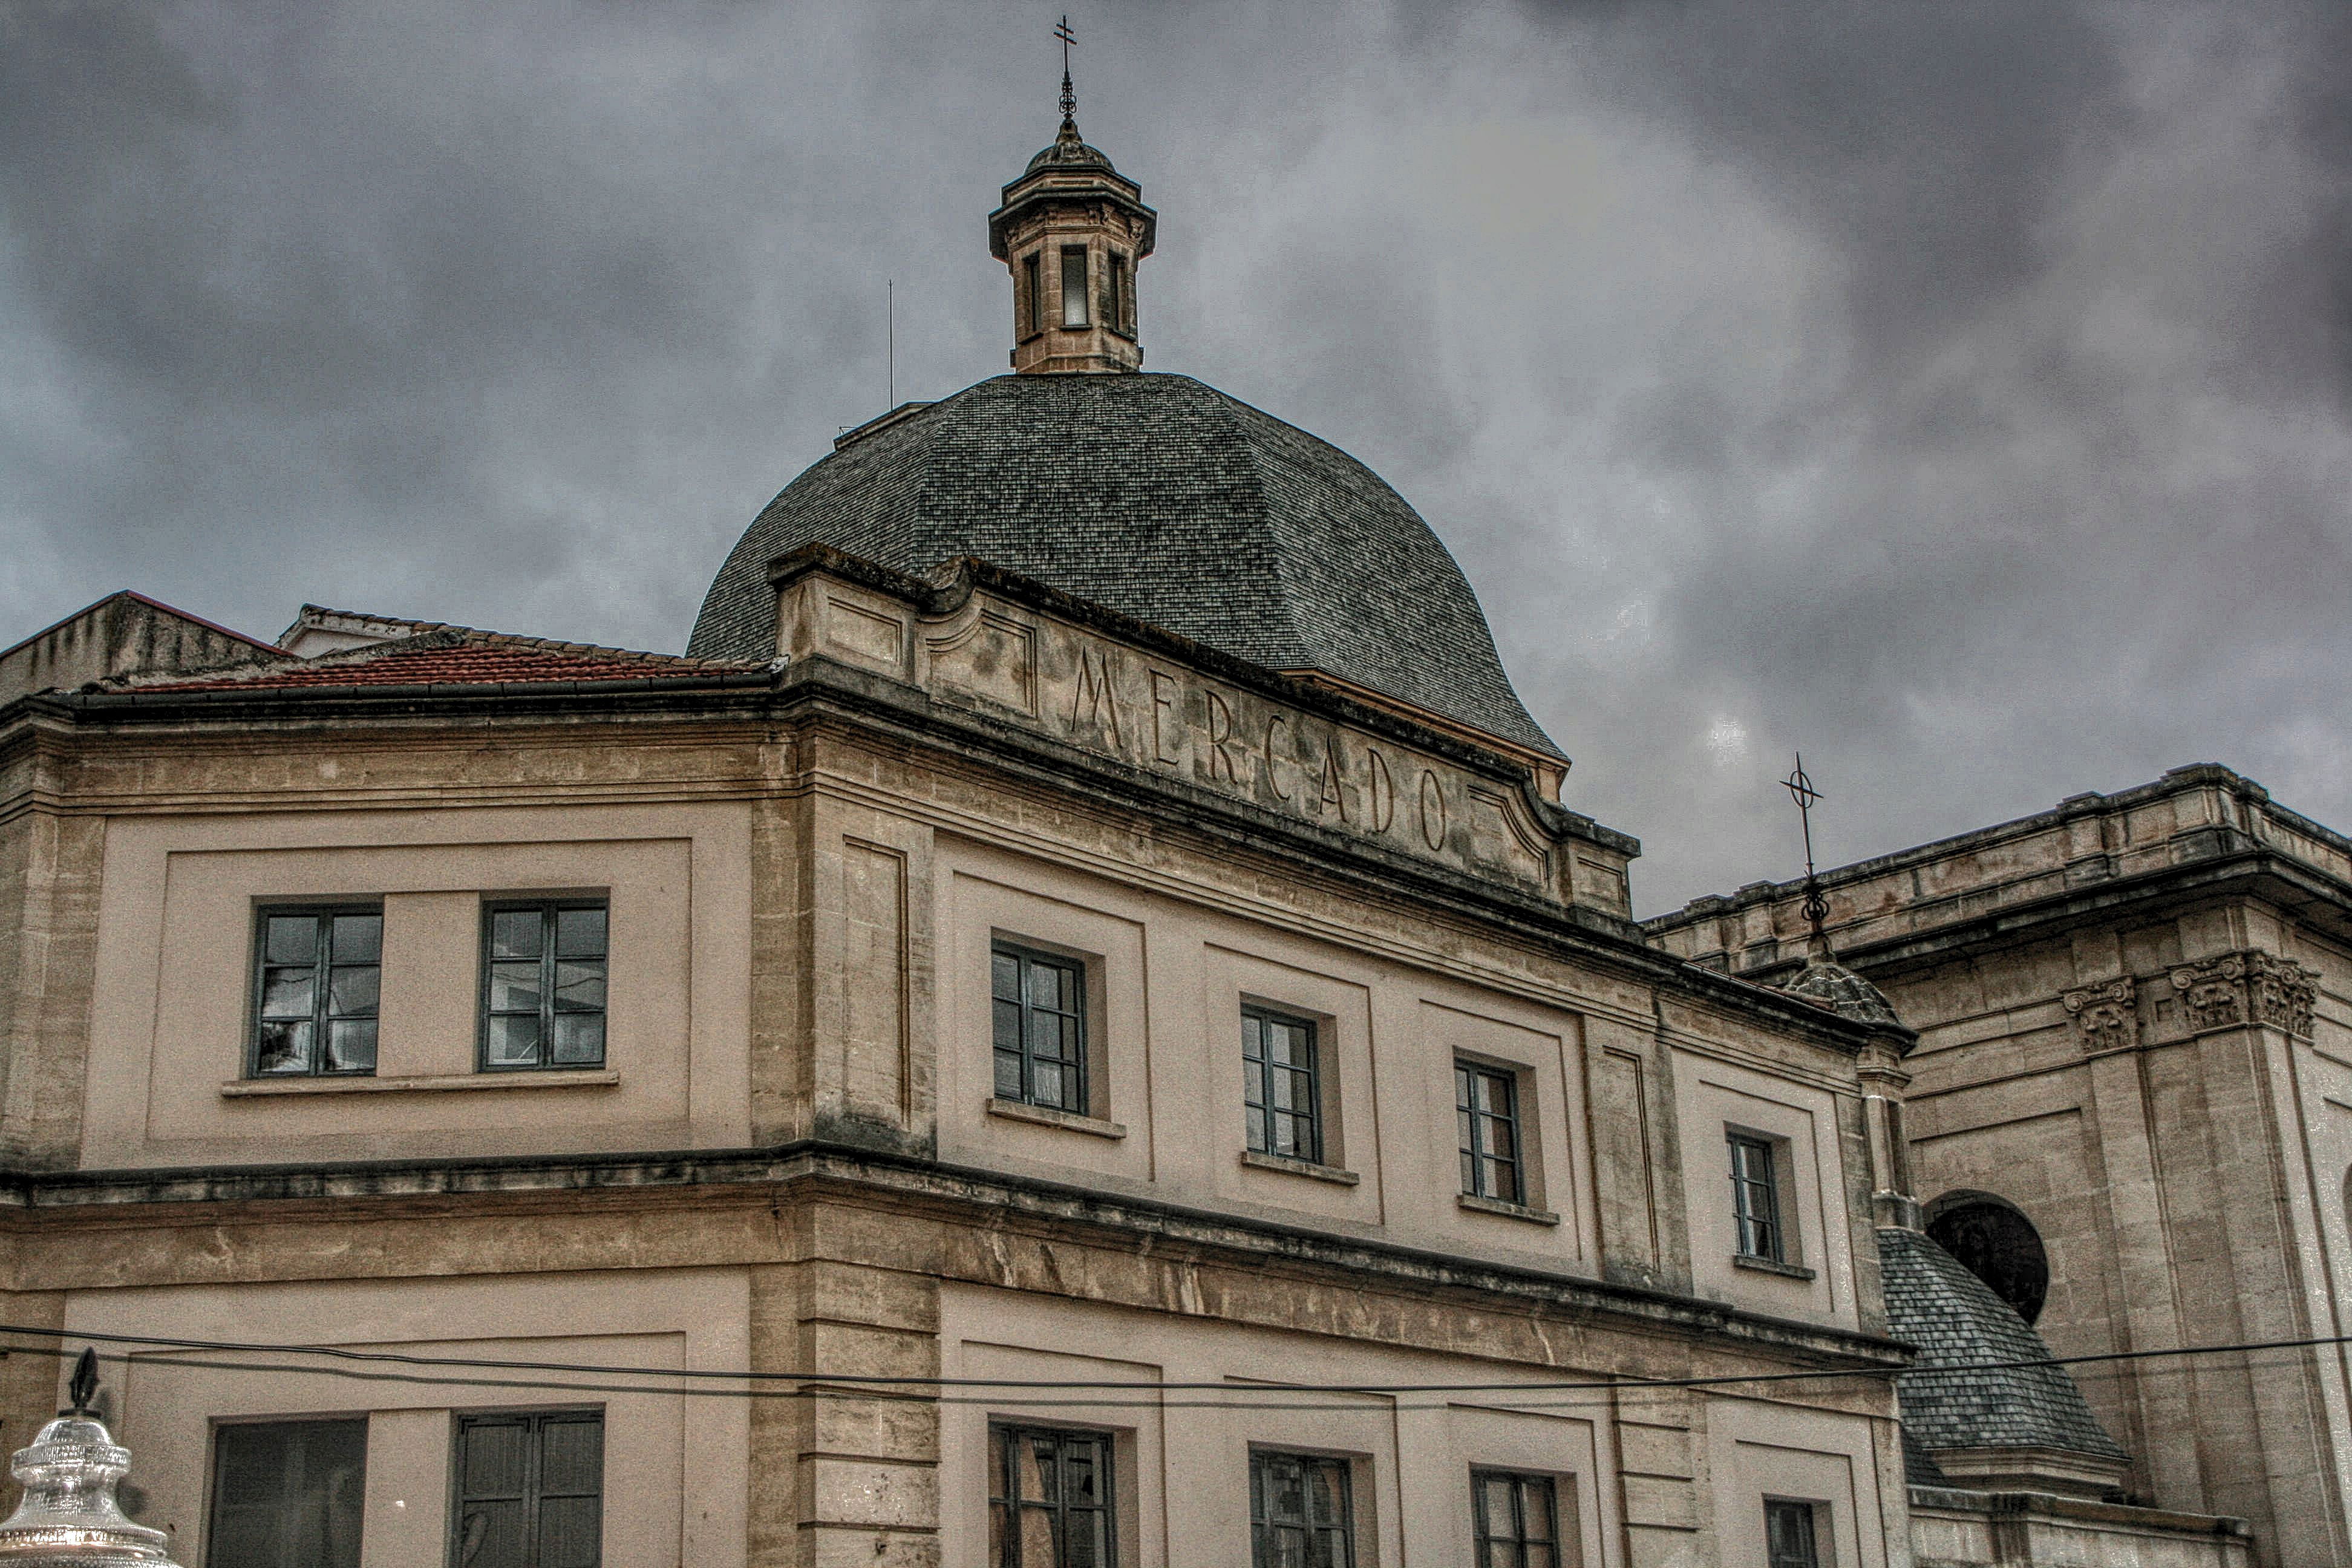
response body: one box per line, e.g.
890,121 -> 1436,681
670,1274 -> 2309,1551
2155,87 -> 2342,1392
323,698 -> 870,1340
1055,15 -> 1077,127
1783,753 -> 1831,939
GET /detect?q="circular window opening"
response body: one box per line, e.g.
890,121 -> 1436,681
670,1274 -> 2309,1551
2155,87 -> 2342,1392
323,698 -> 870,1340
1926,1197 -> 2050,1325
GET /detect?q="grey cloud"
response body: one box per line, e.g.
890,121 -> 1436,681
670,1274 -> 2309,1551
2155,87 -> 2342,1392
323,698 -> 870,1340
2,0 -> 2347,912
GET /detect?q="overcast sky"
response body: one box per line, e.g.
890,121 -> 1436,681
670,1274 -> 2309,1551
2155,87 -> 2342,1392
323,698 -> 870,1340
4,1 -> 2347,914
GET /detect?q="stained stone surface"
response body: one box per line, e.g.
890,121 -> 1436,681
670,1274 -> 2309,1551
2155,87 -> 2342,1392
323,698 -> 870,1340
688,371 -> 1565,760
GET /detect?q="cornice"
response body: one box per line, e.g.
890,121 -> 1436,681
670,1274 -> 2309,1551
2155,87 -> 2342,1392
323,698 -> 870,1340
0,1140 -> 1909,1372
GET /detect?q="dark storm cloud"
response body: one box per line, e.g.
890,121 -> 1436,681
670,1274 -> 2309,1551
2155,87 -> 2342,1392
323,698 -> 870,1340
2,0 -> 2347,910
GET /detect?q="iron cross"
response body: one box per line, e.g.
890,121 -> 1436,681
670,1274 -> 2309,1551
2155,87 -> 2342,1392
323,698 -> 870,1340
1783,754 -> 1831,933
1056,16 -> 1077,124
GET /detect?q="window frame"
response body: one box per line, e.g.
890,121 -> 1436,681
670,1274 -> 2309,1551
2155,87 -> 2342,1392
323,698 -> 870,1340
991,940 -> 1089,1115
1471,1468 -> 1563,1568
1763,1497 -> 1824,1568
987,1422 -> 1117,1568
1059,245 -> 1090,328
478,898 -> 610,1073
1021,252 -> 1044,341
1242,1005 -> 1324,1165
207,1416 -> 370,1568
1249,1449 -> 1354,1568
449,1406 -> 604,1568
1456,1059 -> 1526,1204
1728,1130 -> 1786,1263
250,904 -> 384,1079
1106,251 -> 1130,336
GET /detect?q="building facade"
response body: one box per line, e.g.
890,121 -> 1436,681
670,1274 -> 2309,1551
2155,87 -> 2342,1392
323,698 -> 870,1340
0,111 -> 2276,1568
1651,765 -> 2352,1567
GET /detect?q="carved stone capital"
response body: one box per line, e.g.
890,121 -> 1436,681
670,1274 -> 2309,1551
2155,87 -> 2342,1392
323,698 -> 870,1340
2169,949 -> 2318,1038
2062,976 -> 2138,1054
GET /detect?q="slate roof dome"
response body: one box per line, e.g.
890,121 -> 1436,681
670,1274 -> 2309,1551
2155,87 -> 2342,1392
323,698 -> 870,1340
1878,1226 -> 2128,1472
687,373 -> 1564,762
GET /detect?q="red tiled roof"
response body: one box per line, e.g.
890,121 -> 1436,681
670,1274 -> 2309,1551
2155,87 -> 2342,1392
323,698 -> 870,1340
152,639 -> 749,692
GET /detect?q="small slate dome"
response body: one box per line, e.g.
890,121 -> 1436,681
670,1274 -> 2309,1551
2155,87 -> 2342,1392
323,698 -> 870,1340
688,373 -> 1564,761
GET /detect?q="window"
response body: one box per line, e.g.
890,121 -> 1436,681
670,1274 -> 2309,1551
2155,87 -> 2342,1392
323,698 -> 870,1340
1728,1132 -> 1784,1261
1764,1499 -> 1822,1568
452,1410 -> 603,1568
1022,252 -> 1043,339
1106,253 -> 1129,334
482,902 -> 608,1071
1457,1061 -> 1524,1204
252,907 -> 381,1076
988,1424 -> 1115,1567
1060,246 -> 1089,328
1926,1194 -> 2050,1324
1250,1451 -> 1353,1568
209,1418 -> 367,1568
992,943 -> 1087,1113
1243,1007 -> 1322,1163
1471,1470 -> 1562,1568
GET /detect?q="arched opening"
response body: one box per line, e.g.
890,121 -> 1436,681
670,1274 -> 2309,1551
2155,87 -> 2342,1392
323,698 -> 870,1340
1926,1191 -> 2051,1325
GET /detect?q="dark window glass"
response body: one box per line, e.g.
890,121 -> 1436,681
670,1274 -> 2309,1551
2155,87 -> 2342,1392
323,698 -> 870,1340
1250,1451 -> 1353,1568
988,1424 -> 1116,1567
1728,1133 -> 1783,1261
1060,246 -> 1089,328
1456,1062 -> 1524,1203
1022,253 -> 1043,339
1243,1008 -> 1322,1164
208,1418 -> 367,1568
452,1410 -> 603,1568
1106,253 -> 1128,334
1927,1198 -> 2050,1324
482,902 -> 607,1071
991,944 -> 1087,1113
1765,1500 -> 1821,1568
252,908 -> 381,1077
1471,1470 -> 1561,1568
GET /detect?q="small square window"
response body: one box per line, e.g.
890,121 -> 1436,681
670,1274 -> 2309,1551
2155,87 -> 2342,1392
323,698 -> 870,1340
1472,1469 -> 1565,1567
1250,1450 -> 1353,1568
988,1423 -> 1116,1567
209,1418 -> 367,1568
1765,1498 -> 1824,1568
1728,1132 -> 1786,1262
991,942 -> 1087,1114
452,1410 -> 603,1568
252,907 -> 382,1077
482,901 -> 607,1071
1456,1060 -> 1524,1204
1243,1007 -> 1322,1164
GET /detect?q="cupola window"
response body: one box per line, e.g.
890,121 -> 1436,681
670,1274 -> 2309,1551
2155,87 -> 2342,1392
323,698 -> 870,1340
1022,253 -> 1042,341
1060,246 -> 1090,328
1107,252 -> 1129,335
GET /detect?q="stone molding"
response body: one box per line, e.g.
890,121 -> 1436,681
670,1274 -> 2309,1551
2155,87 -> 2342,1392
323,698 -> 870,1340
2169,949 -> 2318,1038
2061,976 -> 2139,1054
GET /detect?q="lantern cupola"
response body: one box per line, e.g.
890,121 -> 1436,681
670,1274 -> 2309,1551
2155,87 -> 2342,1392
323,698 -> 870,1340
987,62 -> 1155,374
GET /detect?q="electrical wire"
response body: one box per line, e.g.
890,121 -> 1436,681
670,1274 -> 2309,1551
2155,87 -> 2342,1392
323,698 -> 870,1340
2,1321 -> 2349,1413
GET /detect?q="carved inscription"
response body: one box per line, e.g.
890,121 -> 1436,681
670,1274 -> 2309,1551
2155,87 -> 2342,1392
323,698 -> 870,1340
936,611 -> 1560,890
2062,976 -> 2138,1054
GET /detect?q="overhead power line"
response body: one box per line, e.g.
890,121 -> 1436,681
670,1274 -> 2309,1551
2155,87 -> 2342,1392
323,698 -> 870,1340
1,1322 -> 2348,1414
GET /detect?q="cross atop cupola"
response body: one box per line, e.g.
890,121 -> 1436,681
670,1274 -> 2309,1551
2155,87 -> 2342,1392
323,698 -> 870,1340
988,20 -> 1156,374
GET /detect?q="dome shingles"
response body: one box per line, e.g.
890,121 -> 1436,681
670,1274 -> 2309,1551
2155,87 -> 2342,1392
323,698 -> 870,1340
688,374 -> 1563,762
1878,1225 -> 2127,1464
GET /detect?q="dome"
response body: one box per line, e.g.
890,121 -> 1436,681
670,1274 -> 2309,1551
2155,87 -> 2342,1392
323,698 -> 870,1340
1024,122 -> 1116,175
689,373 -> 1564,761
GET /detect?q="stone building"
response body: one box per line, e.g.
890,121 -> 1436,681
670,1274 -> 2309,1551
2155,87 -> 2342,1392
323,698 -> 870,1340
0,106 -> 2281,1568
1651,765 -> 2352,1567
